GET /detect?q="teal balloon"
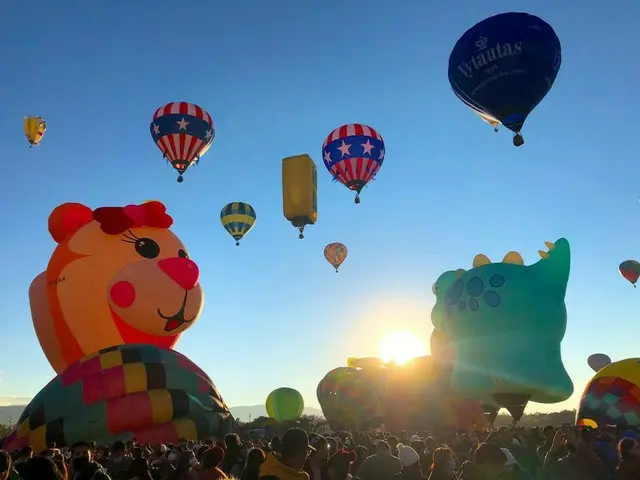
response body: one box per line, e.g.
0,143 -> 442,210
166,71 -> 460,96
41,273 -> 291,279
431,238 -> 573,407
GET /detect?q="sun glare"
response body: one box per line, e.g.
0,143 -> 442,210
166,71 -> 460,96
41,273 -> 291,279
379,331 -> 427,365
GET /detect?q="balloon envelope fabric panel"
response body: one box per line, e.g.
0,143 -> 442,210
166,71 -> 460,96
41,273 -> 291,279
3,344 -> 234,452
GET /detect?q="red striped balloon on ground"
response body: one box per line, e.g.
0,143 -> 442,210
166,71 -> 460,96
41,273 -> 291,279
150,102 -> 215,183
322,124 -> 385,204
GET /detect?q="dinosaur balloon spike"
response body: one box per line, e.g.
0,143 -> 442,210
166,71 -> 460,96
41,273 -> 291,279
502,251 -> 524,265
473,254 -> 491,268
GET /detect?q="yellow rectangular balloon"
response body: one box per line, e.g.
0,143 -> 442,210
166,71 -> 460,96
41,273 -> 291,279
282,154 -> 318,225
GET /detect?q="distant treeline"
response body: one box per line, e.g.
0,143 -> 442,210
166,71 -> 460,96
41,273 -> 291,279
493,410 -> 576,428
0,410 -> 578,441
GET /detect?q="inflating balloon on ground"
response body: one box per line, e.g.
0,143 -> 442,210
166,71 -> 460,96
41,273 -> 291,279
266,387 -> 304,422
2,344 -> 233,452
317,356 -> 486,432
431,238 -> 574,421
577,357 -> 640,428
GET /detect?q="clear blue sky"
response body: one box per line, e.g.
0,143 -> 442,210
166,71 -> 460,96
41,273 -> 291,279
0,1 -> 638,415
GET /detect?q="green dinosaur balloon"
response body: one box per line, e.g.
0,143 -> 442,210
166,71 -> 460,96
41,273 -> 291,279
431,238 -> 574,411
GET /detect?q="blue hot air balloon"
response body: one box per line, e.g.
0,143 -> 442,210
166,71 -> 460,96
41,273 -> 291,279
448,12 -> 561,147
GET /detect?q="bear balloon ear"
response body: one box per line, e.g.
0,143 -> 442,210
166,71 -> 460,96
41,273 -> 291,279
48,203 -> 94,243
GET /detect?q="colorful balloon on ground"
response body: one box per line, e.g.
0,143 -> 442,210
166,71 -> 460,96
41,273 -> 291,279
381,356 -> 487,432
2,344 -> 234,452
266,387 -> 304,422
322,124 -> 385,204
318,358 -> 486,432
220,202 -> 256,246
577,358 -> 640,428
317,367 -> 385,431
588,353 -> 612,373
448,12 -> 561,146
150,102 -> 215,183
282,154 -> 317,239
324,243 -> 348,273
431,239 -> 573,421
24,116 -> 47,147
29,201 -> 204,374
619,260 -> 640,287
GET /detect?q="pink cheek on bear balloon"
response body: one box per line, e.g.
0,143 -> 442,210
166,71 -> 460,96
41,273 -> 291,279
110,281 -> 136,309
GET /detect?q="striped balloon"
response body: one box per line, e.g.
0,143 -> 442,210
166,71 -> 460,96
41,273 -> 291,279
322,123 -> 385,204
220,202 -> 256,246
150,101 -> 215,183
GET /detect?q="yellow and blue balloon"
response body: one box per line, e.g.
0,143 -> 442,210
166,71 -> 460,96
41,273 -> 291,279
220,202 -> 256,246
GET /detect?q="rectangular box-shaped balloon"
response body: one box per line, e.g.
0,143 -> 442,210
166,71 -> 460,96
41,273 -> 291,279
282,154 -> 317,225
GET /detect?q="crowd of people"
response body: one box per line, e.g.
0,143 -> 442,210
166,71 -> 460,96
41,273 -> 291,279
1,423 -> 640,480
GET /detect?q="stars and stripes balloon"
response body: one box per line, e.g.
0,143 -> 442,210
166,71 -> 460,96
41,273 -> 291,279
322,124 -> 385,204
150,102 -> 215,183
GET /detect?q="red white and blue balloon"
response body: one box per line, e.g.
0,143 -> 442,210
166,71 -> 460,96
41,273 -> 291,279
322,124 -> 385,204
150,102 -> 215,183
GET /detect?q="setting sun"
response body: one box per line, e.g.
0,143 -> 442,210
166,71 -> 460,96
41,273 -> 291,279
379,331 -> 427,365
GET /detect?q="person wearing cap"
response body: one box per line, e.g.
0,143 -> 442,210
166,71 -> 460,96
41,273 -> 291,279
259,428 -> 315,480
356,441 -> 401,480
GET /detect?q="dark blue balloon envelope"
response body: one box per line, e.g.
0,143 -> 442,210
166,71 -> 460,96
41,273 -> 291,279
448,12 -> 561,146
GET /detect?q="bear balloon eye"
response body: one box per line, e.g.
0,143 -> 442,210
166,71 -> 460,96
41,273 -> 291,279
134,238 -> 160,259
178,249 -> 189,259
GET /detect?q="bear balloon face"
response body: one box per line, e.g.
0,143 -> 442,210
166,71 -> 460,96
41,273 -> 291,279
30,202 -> 204,374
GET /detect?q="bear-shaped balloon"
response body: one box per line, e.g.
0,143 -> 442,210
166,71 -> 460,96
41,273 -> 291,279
29,201 -> 204,374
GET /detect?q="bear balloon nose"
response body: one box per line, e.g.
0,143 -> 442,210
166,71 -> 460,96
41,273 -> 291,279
158,257 -> 200,291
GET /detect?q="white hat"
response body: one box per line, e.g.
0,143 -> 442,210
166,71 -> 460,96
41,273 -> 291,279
410,435 -> 421,443
397,443 -> 420,468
